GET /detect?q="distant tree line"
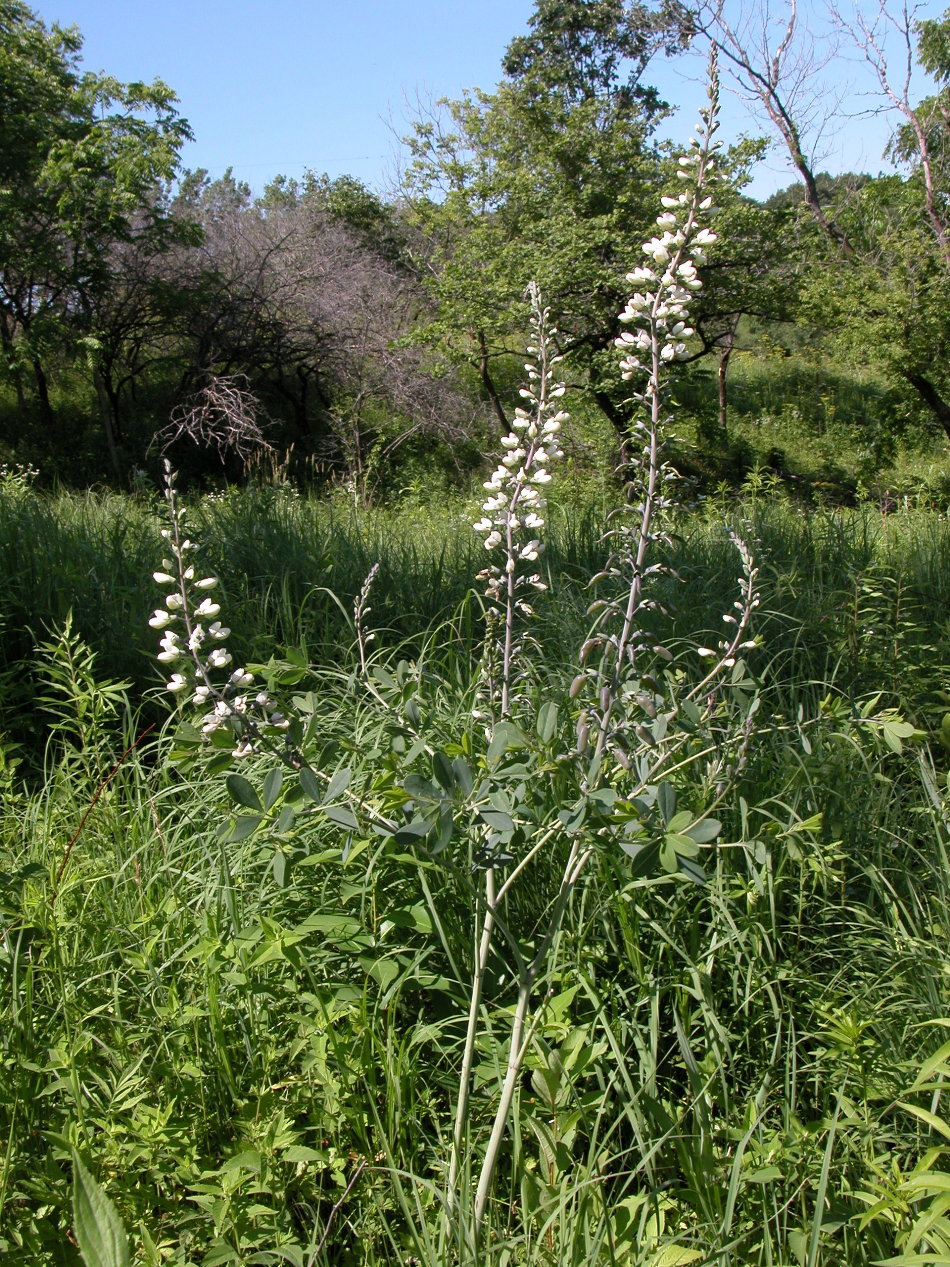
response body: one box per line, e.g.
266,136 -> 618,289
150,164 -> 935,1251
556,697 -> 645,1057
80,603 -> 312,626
2,0 -> 950,488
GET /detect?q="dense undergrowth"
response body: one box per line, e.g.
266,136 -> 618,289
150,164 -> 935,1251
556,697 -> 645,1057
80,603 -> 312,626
2,471 -> 950,1264
5,108 -> 950,1262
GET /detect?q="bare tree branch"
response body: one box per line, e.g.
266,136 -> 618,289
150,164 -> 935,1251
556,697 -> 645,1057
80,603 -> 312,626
695,0 -> 854,251
833,0 -> 950,268
155,374 -> 272,463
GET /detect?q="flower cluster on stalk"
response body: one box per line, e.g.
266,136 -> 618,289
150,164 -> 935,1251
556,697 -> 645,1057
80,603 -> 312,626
150,461 -> 287,757
569,57 -> 752,775
615,80 -> 720,394
473,284 -> 567,716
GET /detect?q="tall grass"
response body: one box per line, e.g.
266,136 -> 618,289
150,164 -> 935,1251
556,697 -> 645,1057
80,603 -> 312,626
4,405 -> 950,1263
1,574 -> 949,1263
2,479 -> 950,750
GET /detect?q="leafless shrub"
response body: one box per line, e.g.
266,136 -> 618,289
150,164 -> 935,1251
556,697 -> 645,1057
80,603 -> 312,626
154,373 -> 273,463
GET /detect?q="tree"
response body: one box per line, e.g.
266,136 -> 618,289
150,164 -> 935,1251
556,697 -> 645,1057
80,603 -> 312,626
163,171 -> 476,491
401,0 -> 692,444
696,1 -> 950,441
0,0 -> 191,471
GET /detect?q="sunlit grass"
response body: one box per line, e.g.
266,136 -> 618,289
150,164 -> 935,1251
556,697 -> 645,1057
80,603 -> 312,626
1,479 -> 950,1263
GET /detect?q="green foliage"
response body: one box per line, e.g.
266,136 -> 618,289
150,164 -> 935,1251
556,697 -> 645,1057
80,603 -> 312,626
0,0 -> 192,474
401,2 -> 691,438
71,1151 -> 131,1267
1,552 -> 950,1263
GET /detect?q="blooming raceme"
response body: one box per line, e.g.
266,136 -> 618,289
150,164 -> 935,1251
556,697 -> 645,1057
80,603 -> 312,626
471,285 -> 568,717
151,461 -> 287,756
473,285 -> 566,609
615,84 -> 721,392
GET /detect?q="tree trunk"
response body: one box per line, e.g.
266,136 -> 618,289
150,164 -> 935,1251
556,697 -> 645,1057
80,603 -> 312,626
476,329 -> 509,431
93,365 -> 123,481
906,372 -> 950,441
593,389 -> 635,467
0,315 -> 26,419
717,315 -> 740,435
32,357 -> 54,428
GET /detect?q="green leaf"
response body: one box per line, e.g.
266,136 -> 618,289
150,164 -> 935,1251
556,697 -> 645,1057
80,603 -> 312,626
478,808 -> 514,835
71,1150 -> 131,1267
654,1248 -> 703,1267
678,856 -> 707,885
293,912 -> 364,939
324,804 -> 359,831
910,1037 -> 950,1089
558,800 -> 587,833
206,752 -> 234,777
262,767 -> 283,811
225,815 -> 263,843
404,773 -> 440,802
298,768 -> 323,803
275,803 -> 297,835
386,904 -> 434,933
432,750 -> 455,792
684,817 -> 721,844
226,774 -> 261,812
657,782 -> 677,824
664,832 -> 700,858
536,701 -> 559,744
660,838 -> 678,872
452,757 -> 474,797
488,721 -> 529,763
272,850 -> 289,887
282,1145 -> 325,1163
896,1101 -> 950,1143
392,818 -> 434,845
361,956 -> 401,989
324,767 -> 352,802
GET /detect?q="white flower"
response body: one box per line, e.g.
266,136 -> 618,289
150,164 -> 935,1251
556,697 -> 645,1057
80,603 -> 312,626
166,673 -> 189,692
157,631 -> 182,662
209,621 -> 230,640
149,609 -> 173,629
195,598 -> 221,618
152,571 -> 175,585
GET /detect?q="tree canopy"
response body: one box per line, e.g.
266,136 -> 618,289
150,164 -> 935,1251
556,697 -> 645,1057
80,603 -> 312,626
4,0 -> 950,486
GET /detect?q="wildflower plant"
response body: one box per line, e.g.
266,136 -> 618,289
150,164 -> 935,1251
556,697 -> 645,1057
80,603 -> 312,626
473,282 -> 567,717
149,56 -> 763,1265
573,55 -> 761,793
150,460 -> 290,760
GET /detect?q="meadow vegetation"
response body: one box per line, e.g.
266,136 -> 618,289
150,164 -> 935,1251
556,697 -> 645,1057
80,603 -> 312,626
5,1 -> 950,1263
4,466 -> 950,1264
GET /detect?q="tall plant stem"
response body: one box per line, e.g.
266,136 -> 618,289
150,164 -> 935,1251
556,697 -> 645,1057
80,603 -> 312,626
447,868 -> 496,1218
472,834 -> 586,1239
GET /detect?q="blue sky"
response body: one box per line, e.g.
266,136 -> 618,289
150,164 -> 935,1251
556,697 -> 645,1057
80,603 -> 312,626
32,0 -> 945,201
